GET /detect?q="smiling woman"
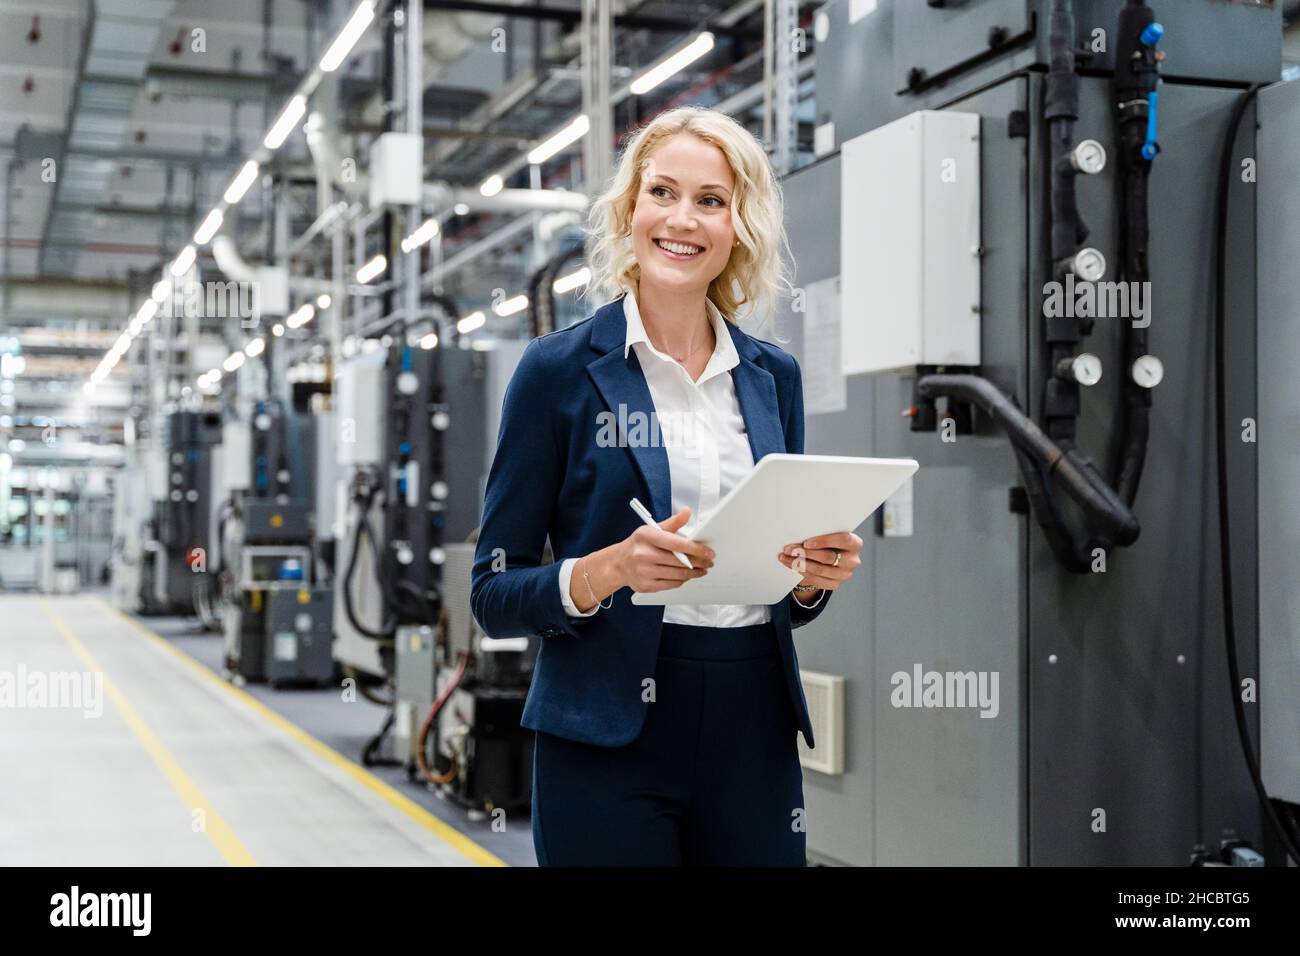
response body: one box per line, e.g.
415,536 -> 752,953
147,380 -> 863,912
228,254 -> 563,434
471,105 -> 866,868
586,106 -> 793,329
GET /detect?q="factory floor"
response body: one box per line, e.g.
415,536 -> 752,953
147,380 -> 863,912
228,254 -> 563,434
0,593 -> 535,867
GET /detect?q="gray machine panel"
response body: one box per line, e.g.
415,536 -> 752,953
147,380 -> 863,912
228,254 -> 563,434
894,0 -> 1034,89
1024,77 -> 1260,866
442,346 -> 489,545
783,76 -> 1028,867
242,500 -> 312,541
263,587 -> 334,684
816,0 -> 1283,152
1257,77 -> 1300,807
1065,0 -> 1281,83
791,0 -> 1272,865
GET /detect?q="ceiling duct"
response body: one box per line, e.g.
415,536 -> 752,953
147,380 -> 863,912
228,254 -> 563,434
38,0 -> 178,277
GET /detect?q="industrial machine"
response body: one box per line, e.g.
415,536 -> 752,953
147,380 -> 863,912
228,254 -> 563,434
117,408 -> 221,615
219,396 -> 332,686
329,326 -> 539,809
777,0 -> 1295,865
333,337 -> 492,754
396,542 -> 535,816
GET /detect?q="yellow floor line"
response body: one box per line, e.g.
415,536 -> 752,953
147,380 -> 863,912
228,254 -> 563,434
40,600 -> 257,867
94,597 -> 506,867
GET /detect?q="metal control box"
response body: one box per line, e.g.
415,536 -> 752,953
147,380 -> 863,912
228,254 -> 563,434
395,625 -> 436,764
368,132 -> 423,207
840,109 -> 981,374
242,500 -> 311,543
335,351 -> 387,466
263,587 -> 334,685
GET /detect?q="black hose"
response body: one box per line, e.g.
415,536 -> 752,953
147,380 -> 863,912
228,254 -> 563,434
342,665 -> 394,707
528,240 -> 586,338
361,709 -> 403,768
1010,442 -> 1092,573
342,487 -> 397,640
1111,0 -> 1158,507
917,374 -> 1139,545
365,489 -> 436,624
1211,83 -> 1300,865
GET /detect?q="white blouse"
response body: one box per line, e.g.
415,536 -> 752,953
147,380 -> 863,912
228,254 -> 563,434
558,287 -> 823,627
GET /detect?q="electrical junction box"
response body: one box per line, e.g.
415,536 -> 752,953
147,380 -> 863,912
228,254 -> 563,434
395,625 -> 436,764
840,109 -> 981,374
222,421 -> 251,492
253,265 -> 289,320
368,132 -> 424,207
335,350 -> 387,466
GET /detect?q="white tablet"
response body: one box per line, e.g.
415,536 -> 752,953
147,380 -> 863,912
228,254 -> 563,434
631,453 -> 919,606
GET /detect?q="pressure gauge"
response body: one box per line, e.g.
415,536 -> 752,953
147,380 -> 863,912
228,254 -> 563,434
1071,140 -> 1107,175
431,410 -> 450,431
1059,353 -> 1103,387
396,371 -> 419,395
1072,248 -> 1106,281
394,541 -> 414,566
1132,354 -> 1164,389
428,546 -> 446,565
255,412 -> 272,431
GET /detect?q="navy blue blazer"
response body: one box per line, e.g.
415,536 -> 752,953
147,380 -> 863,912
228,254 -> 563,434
470,295 -> 831,749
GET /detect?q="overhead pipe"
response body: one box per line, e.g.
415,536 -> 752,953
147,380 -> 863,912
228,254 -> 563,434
211,234 -> 259,284
306,110 -> 367,202
212,232 -> 334,296
422,183 -> 589,214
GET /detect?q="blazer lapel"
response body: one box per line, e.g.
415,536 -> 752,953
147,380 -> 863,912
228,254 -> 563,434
727,346 -> 787,467
585,296 -> 788,523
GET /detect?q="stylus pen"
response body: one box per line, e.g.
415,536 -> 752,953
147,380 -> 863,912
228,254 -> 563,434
628,497 -> 694,570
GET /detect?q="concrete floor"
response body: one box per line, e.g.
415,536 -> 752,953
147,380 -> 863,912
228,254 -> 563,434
0,594 -> 534,866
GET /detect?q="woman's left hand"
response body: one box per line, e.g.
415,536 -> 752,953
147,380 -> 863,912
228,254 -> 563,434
777,531 -> 863,593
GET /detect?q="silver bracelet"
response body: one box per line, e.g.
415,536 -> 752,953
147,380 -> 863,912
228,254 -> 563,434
581,557 -> 614,611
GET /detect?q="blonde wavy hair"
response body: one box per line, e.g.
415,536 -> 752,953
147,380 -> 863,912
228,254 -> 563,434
585,106 -> 792,327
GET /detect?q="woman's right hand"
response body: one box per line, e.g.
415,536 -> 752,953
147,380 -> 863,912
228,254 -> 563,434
615,506 -> 714,593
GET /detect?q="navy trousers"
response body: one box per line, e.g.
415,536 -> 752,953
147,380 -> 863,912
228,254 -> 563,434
530,620 -> 807,866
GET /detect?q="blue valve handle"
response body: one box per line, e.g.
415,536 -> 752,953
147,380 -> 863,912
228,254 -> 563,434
1141,91 -> 1160,161
1136,21 -> 1162,160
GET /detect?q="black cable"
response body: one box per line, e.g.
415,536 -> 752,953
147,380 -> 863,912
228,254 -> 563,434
361,709 -> 403,768
342,487 -> 397,640
363,498 -> 435,623
1212,82 -> 1300,865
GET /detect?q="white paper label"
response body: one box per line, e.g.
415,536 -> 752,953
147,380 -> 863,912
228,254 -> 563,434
273,632 -> 297,661
802,276 -> 847,414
